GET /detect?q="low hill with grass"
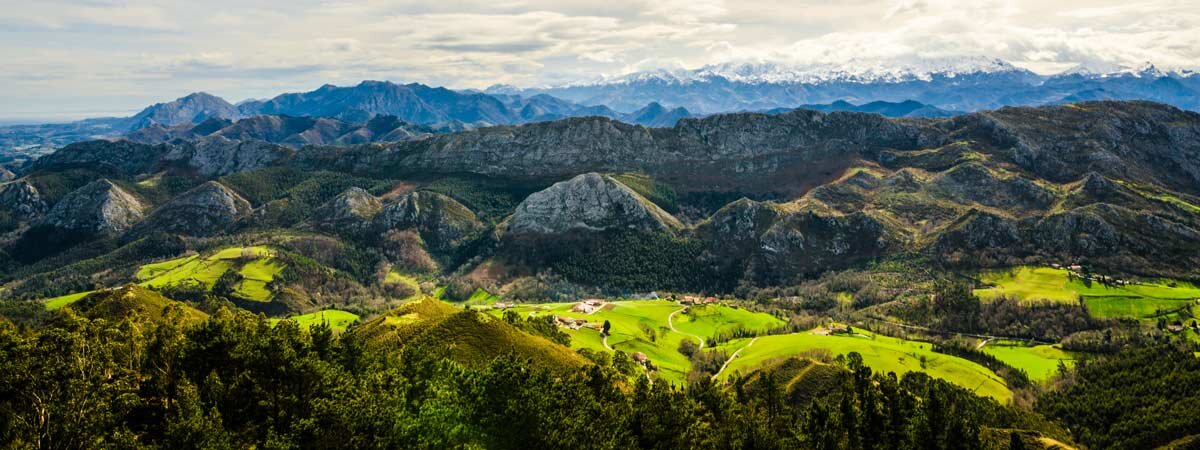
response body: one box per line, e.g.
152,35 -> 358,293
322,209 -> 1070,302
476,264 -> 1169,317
353,297 -> 586,371
64,284 -> 207,324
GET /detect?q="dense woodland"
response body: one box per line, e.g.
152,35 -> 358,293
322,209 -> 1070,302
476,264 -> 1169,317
0,307 -> 1053,449
2,304 -> 1198,449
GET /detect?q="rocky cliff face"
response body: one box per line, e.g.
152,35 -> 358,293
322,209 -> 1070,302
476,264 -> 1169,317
0,180 -> 48,221
29,140 -> 171,175
930,162 -> 1057,214
324,110 -> 941,195
506,173 -> 682,235
754,210 -> 894,284
312,187 -> 383,230
128,114 -> 431,147
38,179 -> 145,235
162,136 -> 294,177
957,101 -> 1200,196
133,181 -> 251,237
373,191 -> 484,252
0,168 -> 14,182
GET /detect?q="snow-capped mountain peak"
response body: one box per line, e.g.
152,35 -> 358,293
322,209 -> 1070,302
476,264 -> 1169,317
1130,62 -> 1168,78
575,56 -> 1029,87
1059,61 -> 1184,79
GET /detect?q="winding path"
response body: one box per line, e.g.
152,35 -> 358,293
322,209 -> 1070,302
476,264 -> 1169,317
668,307 -> 705,349
712,337 -> 758,380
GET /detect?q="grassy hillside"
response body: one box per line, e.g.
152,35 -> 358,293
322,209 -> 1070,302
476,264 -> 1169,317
672,303 -> 785,338
715,329 -> 1012,401
489,300 -> 742,382
975,266 -> 1200,319
486,299 -> 1010,398
65,284 -> 208,324
355,297 -> 586,371
138,246 -> 284,302
44,291 -> 93,310
42,245 -> 288,310
270,309 -> 360,333
981,342 -> 1075,382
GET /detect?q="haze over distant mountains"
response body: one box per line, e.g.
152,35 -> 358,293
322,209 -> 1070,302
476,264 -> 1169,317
1,56 -> 1199,162
497,57 -> 1200,113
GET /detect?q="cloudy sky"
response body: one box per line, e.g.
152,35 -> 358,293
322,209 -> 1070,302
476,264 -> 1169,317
1,0 -> 1197,121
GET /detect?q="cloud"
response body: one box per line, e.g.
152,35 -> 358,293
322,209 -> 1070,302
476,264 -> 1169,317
0,0 -> 1198,119
0,1 -> 178,30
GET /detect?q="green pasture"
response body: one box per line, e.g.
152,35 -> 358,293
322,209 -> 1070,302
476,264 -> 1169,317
715,330 -> 1012,402
139,246 -> 284,301
45,246 -> 287,310
44,291 -> 94,310
234,258 -> 285,301
270,309 -> 360,333
981,343 -> 1075,382
492,300 -> 724,383
975,266 -> 1200,319
672,303 -> 785,338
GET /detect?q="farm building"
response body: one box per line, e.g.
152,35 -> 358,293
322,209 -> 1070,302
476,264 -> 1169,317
571,300 -> 606,313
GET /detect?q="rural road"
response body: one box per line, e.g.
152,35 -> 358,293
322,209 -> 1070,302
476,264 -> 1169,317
712,337 -> 758,380
976,338 -> 993,350
668,307 -> 705,349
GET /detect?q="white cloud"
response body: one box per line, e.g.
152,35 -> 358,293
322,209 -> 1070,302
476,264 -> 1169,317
0,0 -> 1197,118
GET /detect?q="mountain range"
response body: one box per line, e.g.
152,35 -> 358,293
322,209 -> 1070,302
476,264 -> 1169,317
498,57 -> 1200,113
5,100 -> 1198,300
120,81 -> 700,131
3,56 -> 1199,168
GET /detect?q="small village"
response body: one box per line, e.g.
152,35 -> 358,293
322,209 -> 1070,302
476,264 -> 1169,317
1051,262 -> 1133,286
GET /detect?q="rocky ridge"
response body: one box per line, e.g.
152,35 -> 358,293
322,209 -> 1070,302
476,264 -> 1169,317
0,180 -> 48,222
312,187 -> 384,230
372,191 -> 484,252
132,181 -> 251,237
39,179 -> 145,235
507,173 -> 682,235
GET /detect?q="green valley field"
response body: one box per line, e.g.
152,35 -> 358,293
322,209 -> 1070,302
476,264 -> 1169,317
714,331 -> 1012,401
489,300 -> 1014,400
980,342 -> 1076,381
45,246 -> 287,310
975,266 -> 1200,320
269,309 -> 360,333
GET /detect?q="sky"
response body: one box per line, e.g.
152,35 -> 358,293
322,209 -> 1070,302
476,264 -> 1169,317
1,0 -> 1198,121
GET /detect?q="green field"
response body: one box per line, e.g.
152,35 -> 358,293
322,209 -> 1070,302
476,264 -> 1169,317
672,303 -> 785,338
270,309 -> 360,333
489,300 -> 1008,399
465,288 -> 500,305
976,266 -> 1200,319
139,246 -> 284,301
44,291 -> 94,310
45,246 -> 287,310
234,258 -> 285,301
508,300 -> 697,381
1084,296 -> 1197,319
981,343 -> 1075,381
491,300 -> 749,382
139,255 -> 234,290
715,331 -> 1012,402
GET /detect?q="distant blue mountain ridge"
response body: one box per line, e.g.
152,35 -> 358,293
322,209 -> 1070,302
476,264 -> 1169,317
2,57 -> 1197,156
